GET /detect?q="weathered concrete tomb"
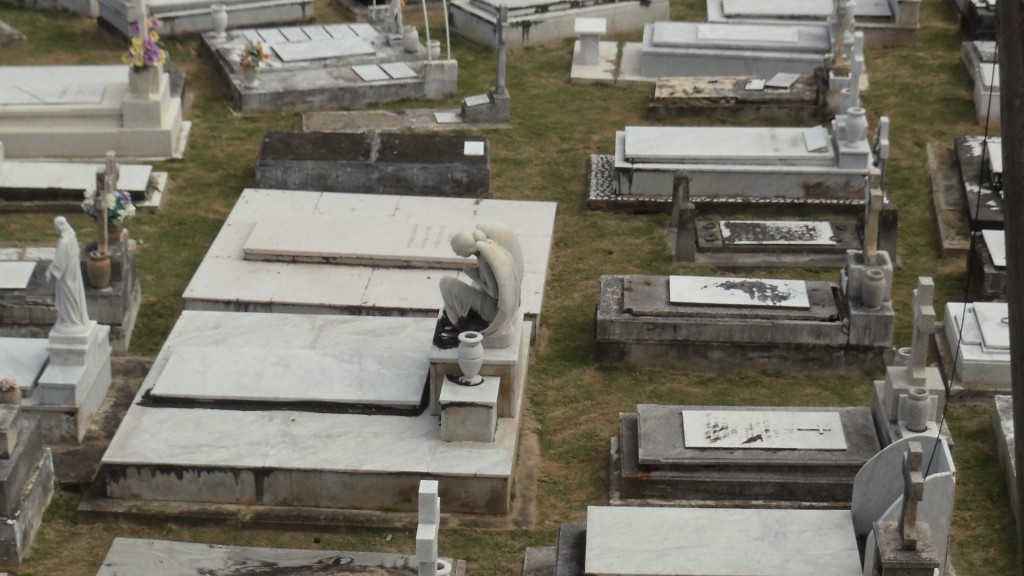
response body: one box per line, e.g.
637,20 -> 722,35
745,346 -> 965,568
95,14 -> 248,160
0,406 -> 53,570
969,229 -> 1006,301
202,22 -> 457,112
100,0 -> 313,37
448,0 -> 668,47
255,131 -> 490,196
612,404 -> 880,505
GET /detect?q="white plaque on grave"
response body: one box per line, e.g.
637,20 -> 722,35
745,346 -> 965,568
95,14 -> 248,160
668,276 -> 810,309
0,84 -> 106,106
982,229 -> 1006,268
256,28 -> 287,44
696,23 -> 800,43
987,139 -> 1003,175
744,78 -> 766,91
720,220 -> 835,245
803,126 -> 829,152
435,111 -> 461,123
324,24 -> 357,39
974,302 -> 1010,351
682,409 -> 847,450
0,262 -> 36,290
464,94 -> 491,107
348,23 -> 380,39
273,38 -> 376,62
352,64 -> 390,82
464,141 -> 485,156
723,0 -> 831,17
279,26 -> 310,42
766,72 -> 801,89
380,62 -> 417,80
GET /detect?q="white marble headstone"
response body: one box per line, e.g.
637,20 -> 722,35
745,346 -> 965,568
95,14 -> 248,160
669,275 -> 810,309
0,262 -> 36,290
682,409 -> 847,450
982,229 -> 1006,268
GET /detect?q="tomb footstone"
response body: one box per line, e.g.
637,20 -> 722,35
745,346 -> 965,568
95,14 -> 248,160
255,132 -> 489,196
614,404 -> 879,503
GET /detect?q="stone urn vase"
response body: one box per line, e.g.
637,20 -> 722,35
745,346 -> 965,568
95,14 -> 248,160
862,268 -> 886,310
211,4 -> 229,40
456,331 -> 484,386
242,67 -> 260,88
87,250 -> 112,290
428,39 -> 441,60
845,107 -> 868,145
904,387 -> 931,432
402,25 -> 419,54
129,64 -> 161,98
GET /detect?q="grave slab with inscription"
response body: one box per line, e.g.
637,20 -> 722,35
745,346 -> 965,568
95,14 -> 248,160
183,189 -> 556,332
255,132 -> 489,197
202,23 -> 457,112
613,404 -> 880,504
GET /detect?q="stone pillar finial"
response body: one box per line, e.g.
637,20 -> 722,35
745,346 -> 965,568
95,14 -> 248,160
909,277 -> 935,384
864,187 -> 883,265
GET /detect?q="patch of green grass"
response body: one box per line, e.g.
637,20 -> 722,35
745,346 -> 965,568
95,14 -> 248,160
0,0 -> 1016,572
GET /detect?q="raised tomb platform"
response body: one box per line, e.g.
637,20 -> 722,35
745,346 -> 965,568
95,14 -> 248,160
936,300 -> 1010,395
183,189 -> 555,328
448,0 -> 668,47
612,404 -> 880,505
0,406 -> 54,570
596,247 -> 895,371
99,0 -> 313,37
962,41 -> 1000,126
255,131 -> 490,196
704,0 -> 919,47
202,22 -> 457,112
0,66 -> 189,160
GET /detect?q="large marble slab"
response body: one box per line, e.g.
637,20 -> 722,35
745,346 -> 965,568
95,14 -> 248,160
0,161 -> 151,193
184,190 -> 556,322
0,262 -> 37,290
149,315 -> 435,407
622,125 -> 834,165
982,229 -> 1005,268
720,221 -> 836,245
0,338 -> 48,393
668,276 -> 810,309
0,67 -> 124,106
585,506 -> 861,576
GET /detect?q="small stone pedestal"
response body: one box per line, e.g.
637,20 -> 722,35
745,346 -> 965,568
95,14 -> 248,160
35,321 -> 112,442
0,405 -> 55,569
575,18 -> 606,66
439,376 -> 499,442
869,521 -> 940,575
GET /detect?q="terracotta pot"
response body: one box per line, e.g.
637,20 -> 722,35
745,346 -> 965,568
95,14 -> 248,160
0,387 -> 21,405
87,250 -> 112,290
456,331 -> 484,386
108,222 -> 123,243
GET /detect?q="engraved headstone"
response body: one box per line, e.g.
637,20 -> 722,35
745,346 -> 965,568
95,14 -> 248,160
669,276 -> 810,309
682,409 -> 847,450
719,221 -> 835,245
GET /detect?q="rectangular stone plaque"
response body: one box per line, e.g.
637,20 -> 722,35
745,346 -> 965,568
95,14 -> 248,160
0,83 -> 106,106
301,26 -> 331,40
723,0 -> 831,17
767,72 -> 801,89
987,139 -> 1003,174
464,141 -> 485,156
668,275 -> 810,309
983,229 -> 1006,268
696,23 -> 799,43
683,409 -> 847,450
348,23 -> 380,39
623,126 -> 832,164
324,24 -> 357,39
464,94 -> 491,107
380,62 -> 417,79
974,302 -> 1010,351
803,126 -> 829,151
353,64 -> 389,82
273,38 -> 376,62
744,78 -> 766,90
0,262 -> 36,290
256,28 -> 287,44
243,215 -> 473,269
279,26 -> 310,42
720,221 -> 835,245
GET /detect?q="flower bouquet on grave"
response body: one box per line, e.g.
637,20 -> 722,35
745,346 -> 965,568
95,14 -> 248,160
82,188 -> 136,240
0,377 -> 21,405
122,17 -> 167,72
238,39 -> 270,87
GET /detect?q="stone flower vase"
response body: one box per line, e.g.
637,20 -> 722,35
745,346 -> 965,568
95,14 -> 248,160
129,64 -> 161,98
862,268 -> 886,310
904,387 -> 931,432
87,250 -> 112,290
845,107 -> 868,145
0,386 -> 22,406
211,3 -> 228,40
428,39 -> 441,60
402,25 -> 419,54
456,331 -> 484,386
243,67 -> 260,88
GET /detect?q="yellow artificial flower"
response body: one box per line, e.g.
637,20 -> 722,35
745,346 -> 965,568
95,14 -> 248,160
131,37 -> 142,49
122,53 -> 131,64
157,51 -> 167,65
150,30 -> 159,42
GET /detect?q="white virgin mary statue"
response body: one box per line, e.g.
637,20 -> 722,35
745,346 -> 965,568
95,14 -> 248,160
47,216 -> 91,334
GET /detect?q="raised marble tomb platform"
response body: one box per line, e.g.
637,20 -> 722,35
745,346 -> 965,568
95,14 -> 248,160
0,406 -> 54,569
202,22 -> 457,112
449,0 -> 668,47
936,300 -> 1010,394
96,310 -> 532,517
99,0 -> 313,37
255,131 -> 490,196
0,66 -> 189,160
547,435 -> 956,576
596,253 -> 895,370
705,0 -> 919,47
183,189 -> 555,330
961,41 -> 1000,126
612,404 -> 880,505
591,111 -> 876,207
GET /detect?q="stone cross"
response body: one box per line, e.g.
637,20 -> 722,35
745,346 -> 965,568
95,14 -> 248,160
416,479 -> 441,576
832,0 -> 856,68
133,0 -> 149,44
671,174 -> 696,263
98,151 -> 119,255
495,5 -> 509,96
898,442 -> 925,550
874,116 -> 891,187
864,187 -> 883,265
909,277 -> 935,385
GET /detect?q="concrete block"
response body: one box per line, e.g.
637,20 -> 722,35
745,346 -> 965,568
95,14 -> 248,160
440,376 -> 499,443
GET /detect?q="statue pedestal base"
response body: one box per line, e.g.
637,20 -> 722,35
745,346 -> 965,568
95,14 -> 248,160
35,322 -> 112,443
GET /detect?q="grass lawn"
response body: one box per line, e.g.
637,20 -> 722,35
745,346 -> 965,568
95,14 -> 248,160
0,0 -> 1016,573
